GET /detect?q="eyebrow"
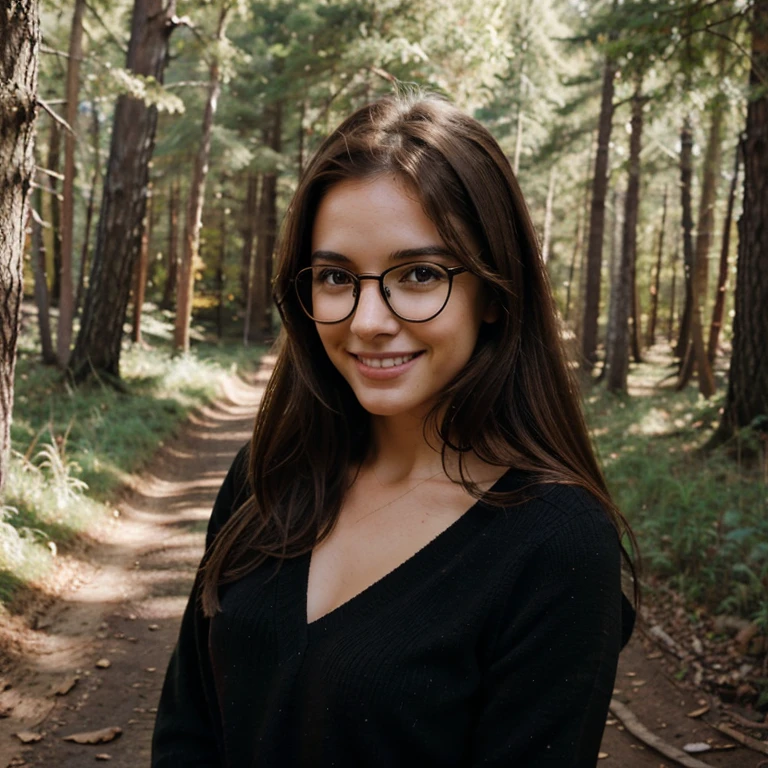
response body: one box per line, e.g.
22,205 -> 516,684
310,245 -> 456,264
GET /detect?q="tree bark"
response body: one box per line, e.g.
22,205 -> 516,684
132,185 -> 152,343
581,49 -> 616,369
31,186 -> 56,365
707,141 -> 741,365
57,0 -> 85,367
712,0 -> 768,445
0,0 -> 39,492
646,186 -> 667,347
69,0 -> 177,383
251,99 -> 282,340
217,203 -> 227,339
675,116 -> 696,368
240,171 -> 257,304
606,78 -> 644,393
174,2 -> 231,353
160,179 -> 179,310
75,101 -> 100,319
668,228 -> 680,342
598,187 -> 622,382
541,166 -> 556,264
46,120 -> 62,304
677,94 -> 723,395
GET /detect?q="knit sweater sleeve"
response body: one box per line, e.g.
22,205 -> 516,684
151,444 -> 251,767
470,502 -> 624,767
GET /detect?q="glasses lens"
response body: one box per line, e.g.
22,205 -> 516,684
296,266 -> 357,322
383,263 -> 451,321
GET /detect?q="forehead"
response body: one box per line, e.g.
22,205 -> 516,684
310,176 -> 450,263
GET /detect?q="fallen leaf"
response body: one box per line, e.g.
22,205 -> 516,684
95,754 -> 112,761
148,624 -> 159,631
95,659 -> 111,669
7,757 -> 27,766
645,651 -> 663,660
15,731 -> 43,744
598,752 -> 609,759
687,705 -> 710,718
630,679 -> 647,687
53,675 -> 79,696
63,726 -> 122,744
683,742 -> 711,753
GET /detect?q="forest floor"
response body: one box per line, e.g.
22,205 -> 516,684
0,358 -> 765,768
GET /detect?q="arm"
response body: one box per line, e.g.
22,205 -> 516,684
151,444 -> 250,767
470,506 -> 629,767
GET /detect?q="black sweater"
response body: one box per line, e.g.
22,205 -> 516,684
152,446 -> 634,767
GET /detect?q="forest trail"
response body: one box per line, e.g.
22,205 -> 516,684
0,360 -> 758,768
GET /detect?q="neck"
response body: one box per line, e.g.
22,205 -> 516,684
366,412 -> 446,484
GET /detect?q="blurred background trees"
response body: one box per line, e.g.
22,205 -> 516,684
3,0 -> 767,426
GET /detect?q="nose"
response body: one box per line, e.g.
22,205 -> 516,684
349,280 -> 400,339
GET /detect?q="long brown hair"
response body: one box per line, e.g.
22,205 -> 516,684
201,93 -> 638,616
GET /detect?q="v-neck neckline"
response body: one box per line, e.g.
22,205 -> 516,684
300,468 -> 517,634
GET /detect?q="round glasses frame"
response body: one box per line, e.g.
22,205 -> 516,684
293,262 -> 468,324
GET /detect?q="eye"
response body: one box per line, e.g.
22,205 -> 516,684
399,264 -> 446,284
315,267 -> 354,287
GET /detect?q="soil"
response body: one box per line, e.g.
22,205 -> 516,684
0,360 -> 765,767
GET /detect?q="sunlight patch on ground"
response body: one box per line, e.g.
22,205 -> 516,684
627,407 -> 672,436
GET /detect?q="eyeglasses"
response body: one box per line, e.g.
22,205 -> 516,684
294,262 -> 468,324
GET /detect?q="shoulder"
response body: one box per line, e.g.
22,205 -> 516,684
482,471 -> 635,646
484,471 -> 619,555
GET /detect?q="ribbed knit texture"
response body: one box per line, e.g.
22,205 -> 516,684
152,445 -> 634,767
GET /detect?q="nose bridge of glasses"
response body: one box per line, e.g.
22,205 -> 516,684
354,273 -> 395,314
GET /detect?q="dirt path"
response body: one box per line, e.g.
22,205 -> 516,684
0,362 -> 761,767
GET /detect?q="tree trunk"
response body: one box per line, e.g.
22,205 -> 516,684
174,2 -> 231,353
160,179 -> 179,310
75,101 -> 100,319
606,78 -> 644,393
31,187 -> 56,365
674,119 -> 696,360
252,100 -> 282,340
0,0 -> 39,492
564,207 -> 581,323
646,185 -> 667,347
675,116 -> 696,367
707,141 -> 741,365
598,187 -> 622,382
132,185 -> 152,343
46,120 -> 62,304
668,228 -> 680,342
712,1 -> 768,445
68,0 -> 177,384
217,203 -> 227,339
581,49 -> 617,369
677,92 -> 724,394
541,166 -> 556,264
240,171 -> 257,304
630,252 -> 643,364
57,0 -> 85,367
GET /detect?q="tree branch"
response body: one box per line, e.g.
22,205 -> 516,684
37,99 -> 75,136
83,0 -> 129,54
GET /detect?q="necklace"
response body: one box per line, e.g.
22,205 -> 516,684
352,469 -> 445,525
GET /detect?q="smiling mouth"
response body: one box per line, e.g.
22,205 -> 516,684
355,352 -> 422,369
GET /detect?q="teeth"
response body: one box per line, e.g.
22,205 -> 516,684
358,354 -> 417,368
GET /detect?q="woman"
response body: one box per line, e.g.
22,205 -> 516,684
152,93 -> 636,767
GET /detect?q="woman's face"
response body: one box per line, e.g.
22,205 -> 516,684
309,175 -> 496,422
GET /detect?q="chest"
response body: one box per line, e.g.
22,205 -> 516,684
305,477 -> 477,625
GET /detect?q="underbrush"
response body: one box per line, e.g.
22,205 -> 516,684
0,306 -> 266,607
585,357 -> 768,627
